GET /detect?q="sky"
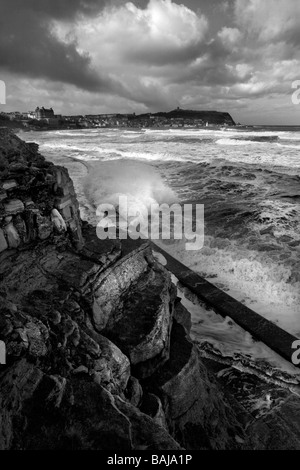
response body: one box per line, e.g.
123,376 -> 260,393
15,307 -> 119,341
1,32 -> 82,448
0,0 -> 300,124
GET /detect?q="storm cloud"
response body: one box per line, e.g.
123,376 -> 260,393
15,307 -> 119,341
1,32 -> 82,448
1,0 -> 300,124
0,0 -> 125,92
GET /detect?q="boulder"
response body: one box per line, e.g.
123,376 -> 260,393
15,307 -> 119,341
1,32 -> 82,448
102,266 -> 175,378
51,208 -> 67,233
0,228 -> 8,252
92,244 -> 150,331
4,222 -> 20,248
4,199 -> 24,214
36,213 -> 53,240
13,215 -> 27,242
2,180 -> 18,190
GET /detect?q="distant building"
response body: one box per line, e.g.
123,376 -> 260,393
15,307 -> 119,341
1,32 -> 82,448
35,107 -> 55,120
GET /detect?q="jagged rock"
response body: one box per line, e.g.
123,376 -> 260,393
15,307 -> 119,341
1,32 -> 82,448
147,321 -> 201,421
80,224 -> 121,267
73,365 -> 89,375
4,199 -> 24,214
51,208 -> 67,233
2,180 -> 18,190
45,375 -> 67,408
173,299 -> 192,334
0,359 -> 44,450
48,310 -> 61,325
245,395 -> 300,450
126,376 -> 143,407
5,377 -> 180,450
0,190 -> 7,201
4,222 -> 20,248
140,393 -> 167,429
102,263 -> 175,379
145,321 -> 242,449
4,216 -> 12,224
23,209 -> 37,242
61,315 -> 77,347
36,213 -> 53,240
92,244 -> 150,331
2,128 -> 287,451
0,228 -> 8,252
115,395 -> 182,450
80,330 -> 101,358
13,215 -> 27,242
26,319 -> 48,357
87,331 -> 130,394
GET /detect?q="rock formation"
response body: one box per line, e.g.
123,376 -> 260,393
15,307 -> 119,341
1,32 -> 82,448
1,128 -> 299,450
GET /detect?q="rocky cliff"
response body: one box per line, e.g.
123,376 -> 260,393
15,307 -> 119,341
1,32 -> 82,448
3,128 -> 295,450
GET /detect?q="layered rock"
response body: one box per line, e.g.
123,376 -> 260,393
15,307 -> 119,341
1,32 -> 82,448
0,129 -> 83,252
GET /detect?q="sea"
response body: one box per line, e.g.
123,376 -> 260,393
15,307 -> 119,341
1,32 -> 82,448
19,126 -> 300,380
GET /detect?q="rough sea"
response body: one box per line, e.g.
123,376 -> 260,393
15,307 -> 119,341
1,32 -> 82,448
19,127 -> 300,380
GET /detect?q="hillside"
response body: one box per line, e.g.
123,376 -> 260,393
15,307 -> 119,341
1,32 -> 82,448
154,108 -> 236,125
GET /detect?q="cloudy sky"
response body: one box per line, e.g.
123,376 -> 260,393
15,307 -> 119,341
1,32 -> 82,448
0,0 -> 300,124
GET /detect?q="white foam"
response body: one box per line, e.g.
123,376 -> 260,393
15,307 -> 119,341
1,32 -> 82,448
155,237 -> 300,338
172,274 -> 300,378
83,159 -> 178,212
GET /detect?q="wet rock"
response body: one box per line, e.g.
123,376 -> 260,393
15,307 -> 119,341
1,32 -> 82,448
4,222 -> 20,248
89,332 -> 130,393
245,395 -> 300,449
73,365 -> 89,375
51,208 -> 67,233
260,225 -> 275,235
173,299 -> 191,334
36,213 -> 53,240
140,393 -> 167,429
80,330 -> 101,358
0,190 -> 7,201
146,321 -> 242,449
4,215 -> 12,224
278,235 -> 293,243
0,228 -> 8,252
126,376 -> 143,407
147,321 -> 201,421
13,215 -> 27,243
48,310 -> 61,325
115,394 -> 182,450
0,359 -> 43,450
102,265 -> 174,379
44,375 -> 67,408
4,199 -> 24,215
92,245 -> 150,331
61,315 -> 77,347
13,380 -> 181,450
2,180 -> 18,190
26,319 -> 48,357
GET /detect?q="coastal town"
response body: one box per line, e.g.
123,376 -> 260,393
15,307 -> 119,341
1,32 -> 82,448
0,106 -> 236,130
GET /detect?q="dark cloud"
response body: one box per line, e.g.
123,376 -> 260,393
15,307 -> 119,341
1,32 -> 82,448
0,0 -> 125,93
9,0 -> 107,20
